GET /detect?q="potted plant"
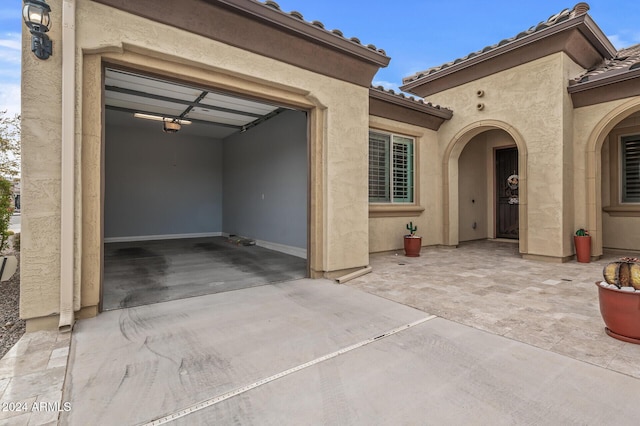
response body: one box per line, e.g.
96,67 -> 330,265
597,257 -> 640,344
404,222 -> 422,257
574,228 -> 591,263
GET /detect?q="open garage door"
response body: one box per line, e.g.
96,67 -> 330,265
102,68 -> 308,310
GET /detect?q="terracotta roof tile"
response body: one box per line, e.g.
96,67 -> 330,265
370,86 -> 453,115
403,3 -> 590,84
256,0 -> 387,56
570,43 -> 640,86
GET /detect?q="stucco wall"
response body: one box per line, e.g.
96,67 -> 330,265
223,110 -> 307,251
599,113 -> 640,251
458,135 -> 488,241
603,214 -> 640,251
21,0 -> 372,324
561,54 -> 584,256
20,0 -> 64,323
573,96 -> 640,256
458,130 -> 516,242
427,53 -> 581,259
368,116 -> 440,253
104,110 -> 224,239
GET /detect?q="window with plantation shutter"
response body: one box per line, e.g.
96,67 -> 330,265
622,135 -> 640,203
369,132 -> 390,202
369,130 -> 414,204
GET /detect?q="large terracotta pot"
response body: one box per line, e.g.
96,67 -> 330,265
403,236 -> 422,257
596,282 -> 640,344
574,236 -> 591,263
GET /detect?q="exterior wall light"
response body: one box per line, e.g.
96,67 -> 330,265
22,0 -> 52,60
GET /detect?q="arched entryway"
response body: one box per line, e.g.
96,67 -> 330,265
443,121 -> 528,254
586,99 -> 640,257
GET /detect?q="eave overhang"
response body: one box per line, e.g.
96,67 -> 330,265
369,88 -> 453,130
568,71 -> 640,107
401,13 -> 616,97
211,0 -> 390,67
92,0 -> 391,87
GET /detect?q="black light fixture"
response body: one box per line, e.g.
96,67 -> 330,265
22,0 -> 52,60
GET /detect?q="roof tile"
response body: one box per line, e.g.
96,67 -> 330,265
370,85 -> 453,112
256,0 -> 387,55
570,43 -> 640,85
403,3 -> 590,84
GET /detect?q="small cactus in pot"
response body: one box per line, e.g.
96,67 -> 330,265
597,256 -> 640,344
603,257 -> 640,290
403,222 -> 422,257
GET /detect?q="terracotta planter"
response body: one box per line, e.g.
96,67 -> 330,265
574,235 -> 591,263
596,282 -> 640,344
404,236 -> 422,257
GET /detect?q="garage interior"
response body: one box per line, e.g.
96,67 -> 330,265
102,68 -> 308,310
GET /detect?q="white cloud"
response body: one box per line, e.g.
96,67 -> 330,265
607,32 -> 640,49
0,49 -> 20,64
0,83 -> 21,116
608,34 -> 627,49
0,33 -> 21,65
0,35 -> 20,50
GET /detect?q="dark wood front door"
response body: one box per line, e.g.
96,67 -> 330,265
496,147 -> 519,239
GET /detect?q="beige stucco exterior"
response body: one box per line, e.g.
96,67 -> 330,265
427,53 -> 588,260
21,1 -> 65,330
367,116 -> 440,252
20,1 -> 640,329
21,0 -> 375,328
457,130 -> 517,242
574,100 -> 640,256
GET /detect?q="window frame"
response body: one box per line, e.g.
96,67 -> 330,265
621,134 -> 640,203
604,129 -> 640,217
368,126 -> 424,218
368,130 -> 415,204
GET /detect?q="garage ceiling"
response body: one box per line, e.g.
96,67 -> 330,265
104,68 -> 289,138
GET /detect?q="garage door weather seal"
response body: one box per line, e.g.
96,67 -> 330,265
141,315 -> 437,425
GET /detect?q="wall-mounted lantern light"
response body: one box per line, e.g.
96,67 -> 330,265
22,0 -> 52,60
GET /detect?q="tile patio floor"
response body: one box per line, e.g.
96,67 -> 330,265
346,240 -> 640,379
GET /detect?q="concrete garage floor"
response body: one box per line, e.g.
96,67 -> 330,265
103,237 -> 307,310
61,276 -> 640,425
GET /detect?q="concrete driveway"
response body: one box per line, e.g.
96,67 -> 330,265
62,273 -> 640,424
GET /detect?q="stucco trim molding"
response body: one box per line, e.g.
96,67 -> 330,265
369,204 -> 425,218
568,73 -> 640,107
442,120 -> 528,255
585,98 -> 640,257
603,206 -> 640,217
79,48 -> 331,316
521,253 -> 574,263
91,0 -> 389,87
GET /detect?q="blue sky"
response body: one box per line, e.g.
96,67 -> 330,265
1,0 -> 639,116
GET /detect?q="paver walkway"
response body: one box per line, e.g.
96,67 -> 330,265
347,240 -> 640,378
0,331 -> 70,425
